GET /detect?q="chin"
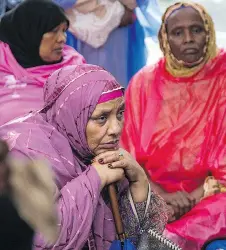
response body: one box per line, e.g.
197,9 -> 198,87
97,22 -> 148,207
94,148 -> 115,156
184,59 -> 203,68
53,55 -> 63,62
183,55 -> 203,67
42,56 -> 62,64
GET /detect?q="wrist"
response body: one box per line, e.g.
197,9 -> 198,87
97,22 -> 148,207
130,176 -> 149,202
91,164 -> 106,190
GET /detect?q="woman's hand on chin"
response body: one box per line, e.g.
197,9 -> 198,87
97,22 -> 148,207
94,148 -> 149,202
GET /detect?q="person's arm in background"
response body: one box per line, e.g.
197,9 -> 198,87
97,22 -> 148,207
119,183 -> 168,246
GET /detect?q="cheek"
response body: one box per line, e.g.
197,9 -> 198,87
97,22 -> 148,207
86,123 -> 106,152
39,37 -> 55,58
198,34 -> 207,49
168,37 -> 182,55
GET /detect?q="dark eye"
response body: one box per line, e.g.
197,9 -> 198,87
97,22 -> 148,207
192,26 -> 203,33
96,115 -> 107,124
117,110 -> 125,120
173,29 -> 182,37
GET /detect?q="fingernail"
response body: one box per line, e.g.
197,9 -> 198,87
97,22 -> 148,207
108,163 -> 113,169
98,159 -> 104,164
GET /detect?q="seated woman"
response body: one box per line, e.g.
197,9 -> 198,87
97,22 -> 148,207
0,0 -> 85,125
121,2 -> 226,249
0,64 -> 167,249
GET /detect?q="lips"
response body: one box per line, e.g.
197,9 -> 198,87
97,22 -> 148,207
54,47 -> 63,52
100,140 -> 119,149
183,48 -> 199,55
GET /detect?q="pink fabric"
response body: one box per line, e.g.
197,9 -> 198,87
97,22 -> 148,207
0,65 -> 130,249
97,89 -> 124,104
0,42 -> 85,125
121,50 -> 226,249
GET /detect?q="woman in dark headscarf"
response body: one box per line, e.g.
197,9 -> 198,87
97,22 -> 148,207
0,0 -> 85,125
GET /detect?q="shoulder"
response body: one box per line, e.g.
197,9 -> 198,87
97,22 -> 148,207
63,45 -> 86,64
127,59 -> 164,95
0,115 -> 46,153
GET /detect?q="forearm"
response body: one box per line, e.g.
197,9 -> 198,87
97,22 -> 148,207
149,178 -> 165,195
190,184 -> 204,202
129,176 -> 149,202
119,186 -> 167,246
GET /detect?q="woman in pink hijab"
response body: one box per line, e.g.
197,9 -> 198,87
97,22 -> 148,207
0,0 -> 85,125
0,64 -> 167,249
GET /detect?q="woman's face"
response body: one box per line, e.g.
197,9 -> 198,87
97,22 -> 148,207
166,7 -> 207,65
39,22 -> 67,63
86,97 -> 125,156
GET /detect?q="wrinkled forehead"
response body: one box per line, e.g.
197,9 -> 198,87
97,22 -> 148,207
94,96 -> 125,115
165,5 -> 204,31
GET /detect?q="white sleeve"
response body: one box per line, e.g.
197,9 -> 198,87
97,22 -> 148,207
66,0 -> 125,48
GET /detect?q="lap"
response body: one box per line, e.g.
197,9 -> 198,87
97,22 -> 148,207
165,193 -> 226,248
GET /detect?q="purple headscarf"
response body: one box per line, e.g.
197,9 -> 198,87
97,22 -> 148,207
0,64 -> 125,249
42,64 -> 123,183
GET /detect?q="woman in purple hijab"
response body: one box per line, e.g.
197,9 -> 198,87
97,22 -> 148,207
0,64 -> 167,249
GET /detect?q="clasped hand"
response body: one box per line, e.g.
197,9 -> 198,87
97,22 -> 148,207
91,148 -> 149,202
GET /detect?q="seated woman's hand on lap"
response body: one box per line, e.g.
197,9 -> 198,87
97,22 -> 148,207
160,191 -> 196,220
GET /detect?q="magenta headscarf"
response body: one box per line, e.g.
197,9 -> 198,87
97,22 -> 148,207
0,64 -> 124,249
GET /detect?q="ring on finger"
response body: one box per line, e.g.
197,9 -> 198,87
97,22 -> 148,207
119,152 -> 124,160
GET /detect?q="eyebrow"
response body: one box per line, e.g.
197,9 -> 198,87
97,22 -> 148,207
168,22 -> 204,32
92,101 -> 125,116
119,102 -> 125,108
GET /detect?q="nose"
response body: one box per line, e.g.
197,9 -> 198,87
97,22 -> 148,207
184,29 -> 194,43
107,118 -> 122,138
57,31 -> 67,44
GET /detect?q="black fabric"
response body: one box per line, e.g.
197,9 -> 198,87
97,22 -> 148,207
0,0 -> 69,68
0,194 -> 34,250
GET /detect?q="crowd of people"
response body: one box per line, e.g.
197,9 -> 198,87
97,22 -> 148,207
0,0 -> 225,250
